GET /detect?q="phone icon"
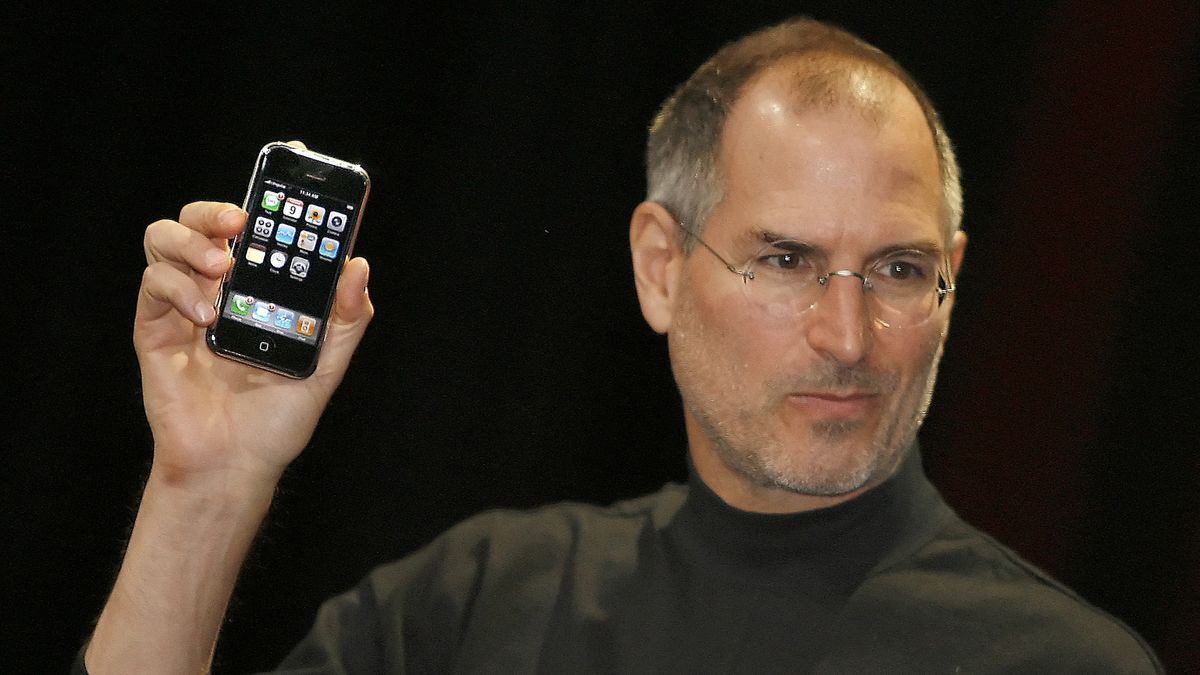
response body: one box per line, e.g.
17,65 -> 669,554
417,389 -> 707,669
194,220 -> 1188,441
289,256 -> 309,279
273,308 -> 295,330
275,223 -> 297,246
261,191 -> 282,212
326,211 -> 347,233
246,243 -> 266,265
318,237 -> 339,259
297,230 -> 318,252
231,295 -> 252,316
269,250 -> 288,268
305,204 -> 326,226
296,315 -> 317,336
283,197 -> 304,220
253,217 -> 274,238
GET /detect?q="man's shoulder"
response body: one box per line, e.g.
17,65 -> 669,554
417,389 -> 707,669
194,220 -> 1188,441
366,483 -> 688,595
451,481 -> 689,545
839,516 -> 1163,673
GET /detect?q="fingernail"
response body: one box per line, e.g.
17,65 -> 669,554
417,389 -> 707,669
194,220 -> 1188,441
218,208 -> 244,227
195,302 -> 214,323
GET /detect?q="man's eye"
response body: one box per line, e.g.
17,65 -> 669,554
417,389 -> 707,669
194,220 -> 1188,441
878,258 -> 931,282
764,252 -> 802,270
888,262 -> 916,279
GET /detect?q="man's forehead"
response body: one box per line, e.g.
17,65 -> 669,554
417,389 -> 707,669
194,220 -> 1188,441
722,69 -> 938,180
712,60 -> 945,250
731,56 -> 921,136
759,54 -> 898,118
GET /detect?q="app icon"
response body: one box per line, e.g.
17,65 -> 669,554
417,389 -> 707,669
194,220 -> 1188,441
253,216 -> 274,238
319,236 -> 340,259
262,191 -> 282,211
289,256 -> 309,279
297,230 -> 318,252
305,204 -> 326,226
252,302 -> 273,322
231,294 -> 251,316
275,223 -> 297,246
297,315 -> 317,336
246,243 -> 266,265
273,308 -> 295,330
283,197 -> 304,220
270,250 -> 288,268
326,211 -> 348,233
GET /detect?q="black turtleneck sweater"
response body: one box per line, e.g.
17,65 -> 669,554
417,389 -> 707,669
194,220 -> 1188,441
264,449 -> 1161,673
73,448 -> 1163,674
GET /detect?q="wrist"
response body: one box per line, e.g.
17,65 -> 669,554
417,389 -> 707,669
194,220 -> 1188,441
148,448 -> 286,498
86,455 -> 282,674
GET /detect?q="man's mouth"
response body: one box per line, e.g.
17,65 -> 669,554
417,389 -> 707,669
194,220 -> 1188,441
785,391 -> 879,417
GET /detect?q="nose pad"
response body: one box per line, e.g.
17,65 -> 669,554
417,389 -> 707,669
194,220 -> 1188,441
822,269 -> 870,285
807,270 -> 872,363
816,270 -> 872,318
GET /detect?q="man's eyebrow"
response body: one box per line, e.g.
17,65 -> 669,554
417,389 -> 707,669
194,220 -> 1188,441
756,230 -> 817,250
753,229 -> 945,258
866,240 -> 946,259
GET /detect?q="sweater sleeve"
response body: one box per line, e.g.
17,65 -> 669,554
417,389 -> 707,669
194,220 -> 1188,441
268,515 -> 497,674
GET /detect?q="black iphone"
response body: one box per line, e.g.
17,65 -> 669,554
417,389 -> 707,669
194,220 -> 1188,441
207,142 -> 370,378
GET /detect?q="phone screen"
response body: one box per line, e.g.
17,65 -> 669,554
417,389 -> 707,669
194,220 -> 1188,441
208,143 -> 369,378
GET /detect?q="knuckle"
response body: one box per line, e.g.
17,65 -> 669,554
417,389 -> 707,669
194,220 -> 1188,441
178,201 -> 215,228
144,218 -> 172,244
178,201 -> 199,221
141,261 -> 166,287
145,219 -> 185,257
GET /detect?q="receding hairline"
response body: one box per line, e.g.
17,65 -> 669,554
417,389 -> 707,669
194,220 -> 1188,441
711,53 -> 943,221
725,53 -> 941,168
748,51 -> 903,120
645,17 -> 963,244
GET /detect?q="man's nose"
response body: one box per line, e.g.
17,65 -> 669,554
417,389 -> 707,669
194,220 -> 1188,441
803,271 -> 872,365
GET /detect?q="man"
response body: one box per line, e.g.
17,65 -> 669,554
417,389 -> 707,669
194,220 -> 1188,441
78,16 -> 1161,674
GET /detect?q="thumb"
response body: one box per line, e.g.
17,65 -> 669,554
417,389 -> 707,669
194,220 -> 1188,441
312,257 -> 374,379
331,257 -> 372,325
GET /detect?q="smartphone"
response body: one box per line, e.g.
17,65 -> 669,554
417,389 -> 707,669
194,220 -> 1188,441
207,142 -> 370,378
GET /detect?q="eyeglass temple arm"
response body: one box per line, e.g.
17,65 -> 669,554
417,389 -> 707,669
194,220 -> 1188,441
677,221 -> 754,282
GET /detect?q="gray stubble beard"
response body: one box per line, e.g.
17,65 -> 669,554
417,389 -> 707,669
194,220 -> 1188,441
679,333 -> 944,499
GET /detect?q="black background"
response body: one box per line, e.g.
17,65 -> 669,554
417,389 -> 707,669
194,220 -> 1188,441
7,2 -> 1198,673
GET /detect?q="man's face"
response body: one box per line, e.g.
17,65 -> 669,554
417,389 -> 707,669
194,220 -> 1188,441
667,68 -> 965,509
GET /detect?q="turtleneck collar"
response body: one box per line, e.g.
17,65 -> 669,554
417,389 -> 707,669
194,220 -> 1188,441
664,444 -> 953,593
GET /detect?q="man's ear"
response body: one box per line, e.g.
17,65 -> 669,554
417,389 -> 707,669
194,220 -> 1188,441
949,229 -> 967,280
630,201 -> 684,334
938,229 -> 968,346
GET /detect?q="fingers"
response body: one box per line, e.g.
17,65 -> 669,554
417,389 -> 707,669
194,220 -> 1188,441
286,140 -> 308,150
138,261 -> 217,326
138,201 -> 247,331
144,218 -> 233,277
178,201 -> 248,240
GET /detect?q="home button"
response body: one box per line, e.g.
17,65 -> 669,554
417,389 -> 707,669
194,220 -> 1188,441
257,337 -> 276,353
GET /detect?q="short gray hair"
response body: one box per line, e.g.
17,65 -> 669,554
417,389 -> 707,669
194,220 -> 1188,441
646,17 -> 963,248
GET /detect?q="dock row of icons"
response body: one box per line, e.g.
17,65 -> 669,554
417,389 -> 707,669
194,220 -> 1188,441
229,294 -> 319,337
